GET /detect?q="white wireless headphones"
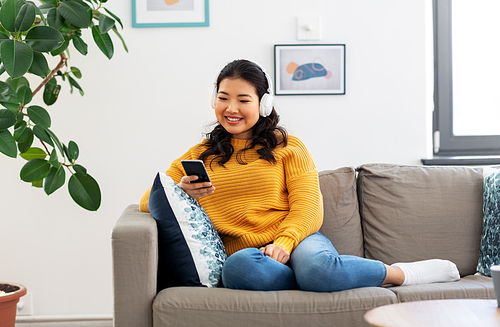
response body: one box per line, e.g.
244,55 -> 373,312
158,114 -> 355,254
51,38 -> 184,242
211,59 -> 274,117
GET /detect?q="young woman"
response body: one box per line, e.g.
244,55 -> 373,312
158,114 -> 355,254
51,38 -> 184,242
140,59 -> 460,291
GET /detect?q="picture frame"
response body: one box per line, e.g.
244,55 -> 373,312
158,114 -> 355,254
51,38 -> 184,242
132,0 -> 209,28
274,44 -> 346,95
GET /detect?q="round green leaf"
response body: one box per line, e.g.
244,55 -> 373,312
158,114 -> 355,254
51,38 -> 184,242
50,35 -> 69,56
0,0 -> 22,32
92,26 -> 113,59
13,120 -> 30,142
72,36 -> 88,56
27,105 -> 51,128
32,124 -> 53,147
43,82 -> 60,106
20,158 -> 50,182
59,1 -> 91,29
19,147 -> 46,160
68,172 -> 101,211
47,7 -> 64,30
72,164 -> 86,175
17,84 -> 32,105
15,3 -> 36,32
0,81 -> 17,102
45,127 -> 64,158
6,76 -> 30,91
17,128 -> 33,153
44,164 -> 65,195
0,108 -> 16,129
70,66 -> 82,79
25,26 -> 64,52
68,140 -> 79,160
29,52 -> 50,78
0,128 -> 17,158
1,40 -> 34,79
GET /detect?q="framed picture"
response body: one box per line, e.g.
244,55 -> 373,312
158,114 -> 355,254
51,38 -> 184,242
274,44 -> 345,95
132,0 -> 209,28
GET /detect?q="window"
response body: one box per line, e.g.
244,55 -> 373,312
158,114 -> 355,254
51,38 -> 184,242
432,0 -> 500,159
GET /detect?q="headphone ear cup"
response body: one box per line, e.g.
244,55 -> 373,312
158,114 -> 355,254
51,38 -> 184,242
211,86 -> 217,109
260,93 -> 274,117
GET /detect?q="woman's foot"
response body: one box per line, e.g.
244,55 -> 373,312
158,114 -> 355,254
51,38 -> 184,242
391,259 -> 460,286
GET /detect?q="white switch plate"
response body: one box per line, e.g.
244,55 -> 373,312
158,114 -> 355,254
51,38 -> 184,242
17,291 -> 33,316
297,17 -> 321,40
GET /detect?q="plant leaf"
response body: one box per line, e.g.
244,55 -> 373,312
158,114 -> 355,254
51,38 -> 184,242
32,124 -> 53,147
20,158 -> 50,182
6,76 -> 29,91
48,148 -> 58,166
45,127 -> 64,158
19,146 -> 46,160
71,35 -> 88,55
0,0 -> 25,33
72,163 -> 86,175
0,128 -> 17,157
0,40 -> 34,79
0,108 -> 16,129
67,75 -> 83,95
68,140 -> 79,160
0,81 -> 17,102
70,66 -> 81,78
13,120 -> 30,142
15,2 -> 36,33
68,172 -> 101,211
98,13 -> 114,34
27,105 -> 51,128
17,128 -> 32,153
104,7 -> 122,29
44,164 -> 65,195
16,84 -> 32,105
59,1 -> 90,28
43,82 -> 60,106
91,26 -> 113,59
25,26 -> 64,52
47,7 -> 64,29
111,27 -> 128,53
29,51 -> 50,78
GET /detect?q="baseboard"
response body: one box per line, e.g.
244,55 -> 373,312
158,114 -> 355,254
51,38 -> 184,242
16,315 -> 112,327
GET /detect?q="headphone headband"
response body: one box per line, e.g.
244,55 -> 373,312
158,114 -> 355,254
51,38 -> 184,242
211,59 -> 274,117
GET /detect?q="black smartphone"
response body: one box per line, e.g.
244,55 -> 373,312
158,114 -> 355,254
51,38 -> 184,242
181,160 -> 211,184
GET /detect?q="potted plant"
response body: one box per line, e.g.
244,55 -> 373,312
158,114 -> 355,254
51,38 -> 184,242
0,0 -> 126,325
0,282 -> 26,327
0,0 -> 127,211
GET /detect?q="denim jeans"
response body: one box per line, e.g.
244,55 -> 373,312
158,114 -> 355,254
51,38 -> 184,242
221,232 -> 387,292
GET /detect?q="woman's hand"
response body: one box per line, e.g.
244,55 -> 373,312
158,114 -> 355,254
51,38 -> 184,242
178,175 -> 215,199
259,244 -> 290,264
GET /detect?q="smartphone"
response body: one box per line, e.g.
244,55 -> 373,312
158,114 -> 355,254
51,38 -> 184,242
181,160 -> 211,184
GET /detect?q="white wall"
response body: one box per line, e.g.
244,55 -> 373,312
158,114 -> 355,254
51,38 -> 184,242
0,0 -> 428,317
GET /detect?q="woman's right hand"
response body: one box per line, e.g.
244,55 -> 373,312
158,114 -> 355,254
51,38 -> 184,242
178,175 -> 215,199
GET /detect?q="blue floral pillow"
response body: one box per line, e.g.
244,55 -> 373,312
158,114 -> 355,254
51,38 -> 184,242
149,172 -> 227,290
477,167 -> 500,277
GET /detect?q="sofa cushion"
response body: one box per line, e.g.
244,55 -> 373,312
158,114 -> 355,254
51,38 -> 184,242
477,167 -> 500,276
148,172 -> 227,290
319,168 -> 364,257
388,275 -> 495,302
357,164 -> 483,276
153,286 -> 397,327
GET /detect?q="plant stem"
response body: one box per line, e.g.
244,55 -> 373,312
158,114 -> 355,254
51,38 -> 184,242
31,53 -> 68,99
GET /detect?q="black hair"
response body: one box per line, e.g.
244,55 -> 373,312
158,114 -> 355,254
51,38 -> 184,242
199,59 -> 288,168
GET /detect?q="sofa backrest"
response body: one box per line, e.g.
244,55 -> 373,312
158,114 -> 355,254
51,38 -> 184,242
356,164 -> 484,276
318,167 -> 364,257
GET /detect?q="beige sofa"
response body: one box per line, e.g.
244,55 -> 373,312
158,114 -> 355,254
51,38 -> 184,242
112,163 -> 495,327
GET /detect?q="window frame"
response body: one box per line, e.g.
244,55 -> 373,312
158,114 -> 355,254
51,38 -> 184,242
433,0 -> 500,156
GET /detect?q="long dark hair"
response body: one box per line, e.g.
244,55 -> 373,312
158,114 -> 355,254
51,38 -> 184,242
199,59 -> 288,168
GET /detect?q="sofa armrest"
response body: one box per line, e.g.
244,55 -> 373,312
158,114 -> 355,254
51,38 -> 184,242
112,204 -> 158,327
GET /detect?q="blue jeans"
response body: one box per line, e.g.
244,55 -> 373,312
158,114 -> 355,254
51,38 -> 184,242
221,232 -> 387,292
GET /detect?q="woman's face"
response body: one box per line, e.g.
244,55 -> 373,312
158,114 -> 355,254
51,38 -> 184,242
214,78 -> 260,140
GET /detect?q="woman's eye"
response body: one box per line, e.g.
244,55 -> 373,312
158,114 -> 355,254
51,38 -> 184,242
218,97 -> 227,101
240,100 -> 249,103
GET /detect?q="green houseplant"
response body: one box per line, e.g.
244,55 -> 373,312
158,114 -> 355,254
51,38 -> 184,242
0,0 -> 126,211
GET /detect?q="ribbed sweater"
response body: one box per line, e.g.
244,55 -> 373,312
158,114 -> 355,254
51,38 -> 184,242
140,135 -> 323,256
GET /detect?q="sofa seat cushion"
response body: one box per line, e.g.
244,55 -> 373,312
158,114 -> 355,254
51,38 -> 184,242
153,287 -> 398,327
387,275 -> 494,302
357,164 -> 483,276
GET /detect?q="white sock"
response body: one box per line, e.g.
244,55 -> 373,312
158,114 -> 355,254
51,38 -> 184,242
392,259 -> 460,286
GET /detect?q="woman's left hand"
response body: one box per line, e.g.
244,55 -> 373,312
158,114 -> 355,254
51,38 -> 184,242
259,244 -> 290,264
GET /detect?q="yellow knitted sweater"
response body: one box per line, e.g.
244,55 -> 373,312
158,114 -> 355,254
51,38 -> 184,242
139,135 -> 323,256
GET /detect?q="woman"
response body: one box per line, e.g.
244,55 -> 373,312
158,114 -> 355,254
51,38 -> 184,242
140,59 -> 459,291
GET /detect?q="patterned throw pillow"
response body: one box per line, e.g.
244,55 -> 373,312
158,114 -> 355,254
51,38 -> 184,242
149,172 -> 227,290
477,167 -> 500,277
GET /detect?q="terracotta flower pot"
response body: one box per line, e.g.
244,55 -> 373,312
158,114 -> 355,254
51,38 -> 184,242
0,282 -> 27,327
